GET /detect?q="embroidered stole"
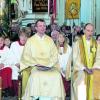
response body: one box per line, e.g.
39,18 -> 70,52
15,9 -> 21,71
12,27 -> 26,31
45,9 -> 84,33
79,35 -> 97,100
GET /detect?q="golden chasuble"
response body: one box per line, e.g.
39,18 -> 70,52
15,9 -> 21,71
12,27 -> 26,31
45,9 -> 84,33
79,35 -> 97,100
20,34 -> 58,71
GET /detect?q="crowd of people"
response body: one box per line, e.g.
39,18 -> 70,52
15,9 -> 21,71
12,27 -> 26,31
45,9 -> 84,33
0,19 -> 100,100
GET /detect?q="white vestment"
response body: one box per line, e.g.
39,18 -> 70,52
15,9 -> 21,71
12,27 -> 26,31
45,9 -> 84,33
9,41 -> 24,80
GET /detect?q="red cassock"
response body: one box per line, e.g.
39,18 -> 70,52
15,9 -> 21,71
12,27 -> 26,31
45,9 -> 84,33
62,75 -> 70,96
0,67 -> 12,89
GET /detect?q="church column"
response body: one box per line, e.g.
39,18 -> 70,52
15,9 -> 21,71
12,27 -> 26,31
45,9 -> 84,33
95,0 -> 100,35
57,0 -> 65,26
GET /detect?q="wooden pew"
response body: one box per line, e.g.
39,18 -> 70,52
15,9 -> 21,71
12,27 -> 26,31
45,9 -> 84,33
18,73 -> 22,100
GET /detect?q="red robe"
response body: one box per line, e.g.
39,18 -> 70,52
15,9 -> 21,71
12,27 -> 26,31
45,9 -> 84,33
0,45 -> 12,89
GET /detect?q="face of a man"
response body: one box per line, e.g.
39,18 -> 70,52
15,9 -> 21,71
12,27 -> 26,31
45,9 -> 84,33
84,24 -> 94,40
35,21 -> 46,35
51,30 -> 59,41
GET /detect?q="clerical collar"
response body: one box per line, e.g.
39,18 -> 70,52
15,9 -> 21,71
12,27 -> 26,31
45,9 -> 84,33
18,40 -> 25,46
0,44 -> 5,50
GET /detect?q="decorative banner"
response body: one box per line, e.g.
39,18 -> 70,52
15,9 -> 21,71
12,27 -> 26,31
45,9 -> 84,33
53,0 -> 57,17
48,0 -> 57,24
32,0 -> 48,12
65,0 -> 80,19
48,0 -> 56,16
48,0 -> 53,15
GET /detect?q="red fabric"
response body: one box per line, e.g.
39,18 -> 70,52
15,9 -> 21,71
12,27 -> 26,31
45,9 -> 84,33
0,44 -> 5,50
51,15 -> 54,24
0,67 -> 12,89
49,0 -> 57,24
62,75 -> 70,95
48,0 -> 53,15
12,80 -> 19,96
60,44 -> 64,47
53,0 -> 56,18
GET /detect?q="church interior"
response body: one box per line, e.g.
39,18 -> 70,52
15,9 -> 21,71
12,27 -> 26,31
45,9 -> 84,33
0,0 -> 100,100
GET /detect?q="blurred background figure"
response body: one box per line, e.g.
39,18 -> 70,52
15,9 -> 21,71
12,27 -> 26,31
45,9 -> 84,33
96,34 -> 100,45
4,36 -> 12,48
50,23 -> 60,32
63,26 -> 72,46
10,20 -> 20,42
51,30 -> 59,43
31,23 -> 36,36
